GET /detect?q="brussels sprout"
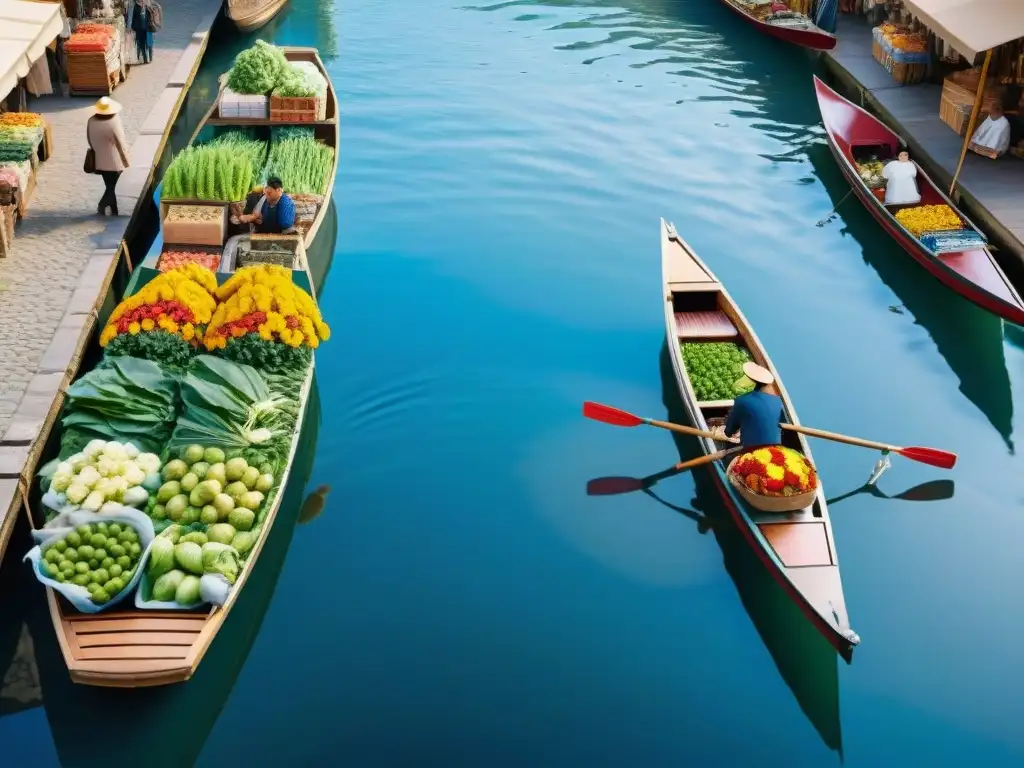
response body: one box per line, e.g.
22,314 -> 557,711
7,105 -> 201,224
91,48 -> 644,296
162,459 -> 188,481
88,558 -> 100,570
91,587 -> 110,604
166,494 -> 189,521
203,447 -> 226,465
129,542 -> 142,558
93,549 -> 107,562
64,548 -> 79,563
151,504 -> 167,521
54,539 -> 68,553
225,457 -> 249,482
44,547 -> 61,564
239,466 -> 260,490
101,557 -> 115,570
65,531 -> 81,548
78,544 -> 95,560
93,568 -> 110,584
72,573 -> 91,587
75,561 -> 90,575
239,491 -> 263,512
109,543 -> 126,557
109,563 -> 123,578
206,463 -> 227,487
108,523 -> 122,536
225,481 -> 248,504
116,555 -> 132,569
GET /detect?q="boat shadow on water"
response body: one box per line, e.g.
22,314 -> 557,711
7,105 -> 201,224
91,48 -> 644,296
17,383 -> 322,768
807,142 -> 1015,454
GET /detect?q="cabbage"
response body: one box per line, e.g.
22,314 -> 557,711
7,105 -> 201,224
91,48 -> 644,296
175,574 -> 202,605
203,544 -> 240,585
122,462 -> 146,486
96,457 -> 119,478
148,537 -> 175,580
152,569 -> 185,601
231,530 -> 256,557
174,541 -> 203,574
103,441 -> 127,461
201,542 -> 232,568
66,484 -> 89,505
228,507 -> 255,531
122,486 -> 149,507
207,523 -> 236,545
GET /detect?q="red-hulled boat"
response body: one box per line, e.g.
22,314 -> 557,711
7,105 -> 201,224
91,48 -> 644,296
720,0 -> 836,51
814,76 -> 1024,326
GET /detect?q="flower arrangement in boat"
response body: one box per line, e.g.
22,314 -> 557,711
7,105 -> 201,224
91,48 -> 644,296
856,159 -> 885,189
894,204 -> 962,237
728,445 -> 818,497
204,265 -> 330,354
99,265 -> 219,364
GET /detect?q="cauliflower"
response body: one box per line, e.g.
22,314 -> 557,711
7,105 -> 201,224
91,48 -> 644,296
82,490 -> 105,511
96,457 -> 120,478
122,461 -> 146,486
67,452 -> 88,471
100,501 -> 123,515
94,477 -> 116,499
103,441 -> 128,461
50,472 -> 73,493
83,439 -> 107,458
55,461 -> 73,476
136,453 -> 161,474
77,466 -> 101,488
109,476 -> 130,496
65,484 -> 89,505
123,442 -> 140,459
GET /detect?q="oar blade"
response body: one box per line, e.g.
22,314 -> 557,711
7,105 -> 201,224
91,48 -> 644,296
898,446 -> 957,469
586,477 -> 646,496
583,401 -> 644,428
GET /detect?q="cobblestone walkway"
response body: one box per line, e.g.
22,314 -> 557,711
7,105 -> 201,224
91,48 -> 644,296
0,0 -> 217,435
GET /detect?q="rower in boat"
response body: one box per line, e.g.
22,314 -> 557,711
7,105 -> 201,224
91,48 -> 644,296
711,362 -> 786,448
882,150 -> 920,206
238,176 -> 299,235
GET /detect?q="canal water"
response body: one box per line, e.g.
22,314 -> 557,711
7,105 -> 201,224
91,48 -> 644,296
3,0 -> 1024,765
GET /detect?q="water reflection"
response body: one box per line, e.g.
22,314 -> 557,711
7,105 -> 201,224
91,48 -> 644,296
632,344 -> 845,756
806,142 -> 1015,453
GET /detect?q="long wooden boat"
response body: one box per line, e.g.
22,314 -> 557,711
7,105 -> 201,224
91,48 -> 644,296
31,47 -> 337,688
719,0 -> 836,51
660,218 -> 859,657
813,76 -> 1024,326
225,0 -> 289,32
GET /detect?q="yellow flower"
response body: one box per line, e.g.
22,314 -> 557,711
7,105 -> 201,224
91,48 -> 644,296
99,325 -> 117,346
128,321 -> 141,335
182,323 -> 195,341
753,448 -> 773,465
141,318 -> 155,331
765,464 -> 785,481
259,328 -> 273,341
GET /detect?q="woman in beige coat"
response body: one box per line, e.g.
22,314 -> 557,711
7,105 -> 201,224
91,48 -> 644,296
87,97 -> 130,216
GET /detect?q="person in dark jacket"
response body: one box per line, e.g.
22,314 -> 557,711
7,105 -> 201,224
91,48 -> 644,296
131,0 -> 156,64
239,177 -> 298,234
711,363 -> 788,449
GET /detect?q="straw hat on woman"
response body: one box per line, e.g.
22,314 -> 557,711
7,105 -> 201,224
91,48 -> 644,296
86,97 -> 130,216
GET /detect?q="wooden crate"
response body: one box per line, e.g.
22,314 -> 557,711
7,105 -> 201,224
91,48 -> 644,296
269,94 -> 318,122
67,50 -> 120,96
940,92 -> 974,136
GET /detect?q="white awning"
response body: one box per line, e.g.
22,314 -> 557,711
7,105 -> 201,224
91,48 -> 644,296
898,0 -> 1024,60
0,0 -> 63,100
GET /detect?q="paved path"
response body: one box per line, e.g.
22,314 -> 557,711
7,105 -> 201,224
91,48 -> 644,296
0,1 -> 218,433
825,15 -> 1024,266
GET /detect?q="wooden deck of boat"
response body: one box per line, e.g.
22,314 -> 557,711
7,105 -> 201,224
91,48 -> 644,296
660,218 -> 856,653
227,0 -> 288,32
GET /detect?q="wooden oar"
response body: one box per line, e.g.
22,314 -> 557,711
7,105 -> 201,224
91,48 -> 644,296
583,402 -> 738,444
586,448 -> 741,497
584,401 -> 957,469
780,424 -> 957,469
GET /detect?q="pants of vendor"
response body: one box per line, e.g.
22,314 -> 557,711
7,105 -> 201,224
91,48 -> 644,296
135,32 -> 153,64
98,171 -> 121,216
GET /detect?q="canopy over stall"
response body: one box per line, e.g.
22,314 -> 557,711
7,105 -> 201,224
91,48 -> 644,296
0,0 -> 63,101
897,0 -> 1024,61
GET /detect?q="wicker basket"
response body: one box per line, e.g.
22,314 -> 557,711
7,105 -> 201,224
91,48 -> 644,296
726,455 -> 816,513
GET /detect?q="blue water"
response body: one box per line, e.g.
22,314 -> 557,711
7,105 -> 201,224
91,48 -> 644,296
4,0 -> 1024,765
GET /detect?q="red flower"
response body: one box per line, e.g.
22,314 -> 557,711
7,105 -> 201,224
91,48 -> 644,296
764,477 -> 785,493
769,447 -> 786,466
285,315 -> 299,329
784,471 -> 801,487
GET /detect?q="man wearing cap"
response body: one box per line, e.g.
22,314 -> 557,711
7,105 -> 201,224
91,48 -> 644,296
238,176 -> 298,235
712,362 -> 785,449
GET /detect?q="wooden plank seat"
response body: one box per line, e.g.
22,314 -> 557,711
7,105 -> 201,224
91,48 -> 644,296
674,310 -> 738,339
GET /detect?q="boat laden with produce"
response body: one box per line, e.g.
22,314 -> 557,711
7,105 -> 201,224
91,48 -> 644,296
813,76 -> 1024,327
719,0 -> 836,51
660,218 -> 859,657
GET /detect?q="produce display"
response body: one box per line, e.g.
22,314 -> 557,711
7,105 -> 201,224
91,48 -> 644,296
894,204 -> 963,237
158,249 -> 221,272
165,205 -> 223,224
856,159 -> 885,189
0,112 -> 43,128
64,26 -> 116,53
681,342 -> 755,402
99,264 -> 218,363
876,23 -> 926,54
57,358 -> 179,458
162,141 -> 264,202
36,520 -> 145,606
729,445 -> 818,498
259,129 -> 334,195
44,439 -> 161,513
33,256 -> 327,613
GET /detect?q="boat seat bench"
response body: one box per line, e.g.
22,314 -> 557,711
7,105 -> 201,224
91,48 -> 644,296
674,310 -> 738,340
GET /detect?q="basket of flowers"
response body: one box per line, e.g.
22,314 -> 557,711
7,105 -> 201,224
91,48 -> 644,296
727,445 -> 818,513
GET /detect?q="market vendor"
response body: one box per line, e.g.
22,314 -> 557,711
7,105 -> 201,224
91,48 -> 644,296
969,103 -> 1012,158
238,176 -> 298,235
711,363 -> 786,449
882,150 -> 920,206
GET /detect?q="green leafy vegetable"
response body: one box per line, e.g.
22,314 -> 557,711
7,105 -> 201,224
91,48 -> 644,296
220,333 -> 312,374
162,133 -> 267,202
104,330 -> 195,370
680,342 -> 755,402
226,41 -> 289,95
259,134 -> 334,195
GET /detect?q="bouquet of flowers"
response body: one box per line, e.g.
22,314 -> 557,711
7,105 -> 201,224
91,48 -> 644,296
728,445 -> 817,498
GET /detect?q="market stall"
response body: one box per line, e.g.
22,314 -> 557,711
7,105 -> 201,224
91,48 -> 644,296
872,22 -> 929,85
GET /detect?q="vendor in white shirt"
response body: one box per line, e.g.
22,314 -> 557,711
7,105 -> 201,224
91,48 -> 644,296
882,150 -> 920,206
969,103 -> 1012,158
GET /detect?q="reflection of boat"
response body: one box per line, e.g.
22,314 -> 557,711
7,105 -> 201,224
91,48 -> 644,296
814,76 -> 1024,326
719,0 -> 836,51
30,385 -> 320,764
807,142 -> 1015,453
226,0 -> 289,32
0,527 -> 42,718
654,343 -> 843,754
660,219 -> 858,656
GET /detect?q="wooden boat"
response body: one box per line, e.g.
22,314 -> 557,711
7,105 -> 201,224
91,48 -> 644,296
225,0 -> 289,32
719,0 -> 836,51
813,76 -> 1024,326
30,47 -> 337,688
660,218 -> 859,656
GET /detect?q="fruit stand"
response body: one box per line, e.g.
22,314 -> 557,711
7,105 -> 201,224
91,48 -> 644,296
0,111 -> 54,251
872,23 -> 929,85
64,19 -> 126,96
